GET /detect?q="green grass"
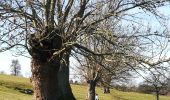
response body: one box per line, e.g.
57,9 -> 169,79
0,74 -> 32,100
0,74 -> 169,100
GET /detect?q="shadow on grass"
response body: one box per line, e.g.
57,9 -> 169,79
15,87 -> 33,95
113,94 -> 128,100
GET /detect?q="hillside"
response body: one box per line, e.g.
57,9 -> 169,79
0,74 -> 169,100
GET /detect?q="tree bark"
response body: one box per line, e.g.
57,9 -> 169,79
31,59 -> 61,100
103,87 -> 110,94
57,51 -> 76,100
156,90 -> 159,100
155,86 -> 159,100
87,80 -> 96,100
29,27 -> 67,100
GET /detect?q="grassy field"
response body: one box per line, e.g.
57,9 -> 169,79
0,74 -> 169,100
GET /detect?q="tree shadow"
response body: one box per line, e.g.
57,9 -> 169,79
113,95 -> 129,100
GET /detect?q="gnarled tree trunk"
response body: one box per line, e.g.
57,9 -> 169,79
57,51 -> 76,100
31,52 -> 76,100
31,59 -> 61,100
30,28 -> 67,100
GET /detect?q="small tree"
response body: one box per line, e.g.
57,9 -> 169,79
0,71 -> 5,74
10,59 -> 21,76
140,72 -> 167,100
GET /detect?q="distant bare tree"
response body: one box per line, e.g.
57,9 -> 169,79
140,65 -> 169,100
10,59 -> 21,76
0,71 -> 5,74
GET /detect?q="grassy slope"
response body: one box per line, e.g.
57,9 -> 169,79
0,74 -> 32,100
0,74 -> 169,100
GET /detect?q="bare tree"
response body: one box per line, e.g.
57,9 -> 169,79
10,59 -> 21,76
138,63 -> 170,100
75,24 -> 140,99
0,70 -> 6,74
0,0 -> 170,100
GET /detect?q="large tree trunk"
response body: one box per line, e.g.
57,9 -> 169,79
57,51 -> 76,100
87,80 -> 96,100
29,27 -> 75,100
29,27 -> 65,100
31,59 -> 61,100
31,51 -> 76,100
